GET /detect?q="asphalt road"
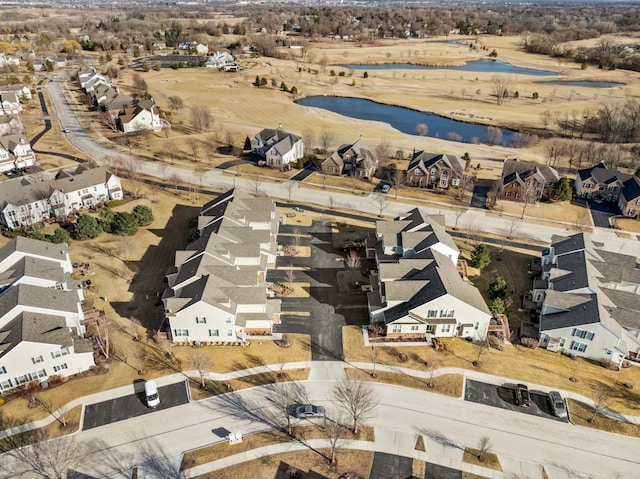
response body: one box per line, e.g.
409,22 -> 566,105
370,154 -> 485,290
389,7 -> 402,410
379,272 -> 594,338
25,380 -> 639,478
368,452 -> 413,479
424,463 -> 462,479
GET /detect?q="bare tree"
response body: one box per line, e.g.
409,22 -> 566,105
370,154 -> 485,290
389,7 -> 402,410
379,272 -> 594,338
520,181 -> 538,219
415,123 -> 428,136
167,95 -> 184,114
332,377 -> 379,434
89,317 -> 111,359
485,126 -> 503,146
286,180 -> 296,202
165,139 -> 179,165
491,75 -> 509,105
186,137 -> 200,162
320,130 -> 333,154
169,173 -> 181,193
204,135 -> 218,164
37,398 -> 70,428
345,250 -> 362,269
369,346 -> 379,378
375,139 -> 390,172
589,385 -> 610,424
476,435 -> 493,462
190,106 -> 212,133
252,176 -> 264,196
268,382 -> 308,436
0,426 -> 88,479
190,350 -> 212,388
302,129 -> 315,156
373,193 -> 388,217
392,169 -> 404,199
286,265 -> 295,290
322,417 -> 351,467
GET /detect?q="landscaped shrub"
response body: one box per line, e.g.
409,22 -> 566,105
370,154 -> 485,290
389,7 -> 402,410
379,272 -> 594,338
50,227 -> 71,245
111,212 -> 138,236
98,206 -> 115,233
71,214 -> 102,240
132,205 -> 154,226
521,337 -> 539,349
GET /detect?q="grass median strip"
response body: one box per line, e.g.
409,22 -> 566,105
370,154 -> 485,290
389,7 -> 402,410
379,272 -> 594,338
568,399 -> 640,438
462,448 -> 502,471
345,368 -> 463,397
189,369 -> 311,400
182,425 -> 375,471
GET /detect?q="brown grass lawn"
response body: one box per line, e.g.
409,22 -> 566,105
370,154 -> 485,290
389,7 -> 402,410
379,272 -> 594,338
182,425 -> 375,471
343,326 -> 640,416
463,448 -> 502,471
188,369 -> 310,400
568,399 -> 640,438
457,241 -> 538,334
191,449 -> 375,479
615,218 -> 640,234
346,368 -> 464,398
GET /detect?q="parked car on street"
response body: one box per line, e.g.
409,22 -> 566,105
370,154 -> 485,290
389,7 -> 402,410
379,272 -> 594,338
380,183 -> 391,193
548,391 -> 567,418
514,383 -> 531,407
294,404 -> 325,418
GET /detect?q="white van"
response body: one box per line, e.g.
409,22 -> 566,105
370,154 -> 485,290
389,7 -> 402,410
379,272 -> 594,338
144,380 -> 160,408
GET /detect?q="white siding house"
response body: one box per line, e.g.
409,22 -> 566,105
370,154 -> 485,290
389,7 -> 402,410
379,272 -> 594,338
249,126 -> 304,170
367,208 -> 491,342
163,189 -> 281,345
534,233 -> 640,366
0,166 -> 122,230
0,237 -> 95,393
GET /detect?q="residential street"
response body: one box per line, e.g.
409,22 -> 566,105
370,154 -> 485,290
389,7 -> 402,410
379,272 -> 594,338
45,79 -> 640,258
2,377 -> 636,478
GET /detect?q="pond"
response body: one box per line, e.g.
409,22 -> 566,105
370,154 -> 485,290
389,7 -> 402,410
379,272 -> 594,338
342,59 -> 558,77
295,96 -> 515,146
534,80 -> 624,88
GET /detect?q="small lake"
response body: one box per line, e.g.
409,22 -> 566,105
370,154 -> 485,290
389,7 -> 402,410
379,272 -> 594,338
295,96 -> 515,146
535,80 -> 624,88
342,59 -> 558,77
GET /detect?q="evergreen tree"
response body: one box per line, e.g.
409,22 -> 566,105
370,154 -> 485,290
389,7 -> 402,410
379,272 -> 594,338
112,212 -> 138,236
488,276 -> 508,299
50,227 -> 71,245
470,244 -> 491,269
28,231 -> 47,242
490,297 -> 505,317
71,214 -> 102,240
132,205 -> 154,226
552,177 -> 572,202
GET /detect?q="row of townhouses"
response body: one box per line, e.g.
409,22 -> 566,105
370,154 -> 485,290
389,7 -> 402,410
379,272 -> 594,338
0,82 -> 35,173
0,134 -> 36,173
78,68 -> 162,133
532,233 -> 640,367
163,189 -> 282,345
366,209 -> 492,341
0,237 -> 95,393
0,166 -> 123,231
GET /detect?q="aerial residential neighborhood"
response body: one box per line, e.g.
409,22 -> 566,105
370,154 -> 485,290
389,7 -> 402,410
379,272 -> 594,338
0,2 -> 639,479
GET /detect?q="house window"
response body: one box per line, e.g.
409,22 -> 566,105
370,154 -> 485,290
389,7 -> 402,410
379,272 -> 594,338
425,324 -> 435,333
505,192 -> 511,197
225,316 -> 232,324
15,369 -> 46,386
226,328 -> 234,337
208,329 -> 219,337
195,317 -> 207,324
53,363 -> 68,372
0,365 -> 6,374
441,324 -> 451,333
410,325 -> 419,332
427,310 -> 437,318
430,168 -> 437,175
559,338 -> 566,347
50,348 -> 70,359
0,379 -> 12,390
474,322 -> 479,330
174,329 -> 189,337
391,325 -> 402,333
32,355 -> 44,364
570,341 -> 587,353
414,168 -> 421,175
451,179 -> 459,186
440,309 -> 454,318
515,192 -> 520,198
572,328 -> 594,340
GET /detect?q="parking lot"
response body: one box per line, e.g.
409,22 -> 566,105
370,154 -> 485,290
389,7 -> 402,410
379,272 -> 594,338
268,220 -> 371,361
464,379 -> 568,422
83,381 -> 189,430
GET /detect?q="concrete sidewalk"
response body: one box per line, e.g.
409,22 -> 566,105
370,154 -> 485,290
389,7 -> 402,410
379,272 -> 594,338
2,358 -> 639,439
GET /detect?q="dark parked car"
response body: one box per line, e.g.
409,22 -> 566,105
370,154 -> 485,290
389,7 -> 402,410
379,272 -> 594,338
514,383 -> 531,407
294,404 -> 325,418
339,240 -> 365,250
548,391 -> 567,418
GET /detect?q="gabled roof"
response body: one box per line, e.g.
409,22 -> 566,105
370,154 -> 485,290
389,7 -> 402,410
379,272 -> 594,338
577,162 -> 633,185
0,236 -> 68,264
407,151 -> 465,175
0,312 -> 72,358
621,176 -> 640,201
501,159 -> 559,186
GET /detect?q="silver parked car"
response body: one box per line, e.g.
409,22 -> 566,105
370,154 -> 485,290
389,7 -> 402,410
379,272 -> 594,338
548,391 -> 567,418
294,404 -> 325,418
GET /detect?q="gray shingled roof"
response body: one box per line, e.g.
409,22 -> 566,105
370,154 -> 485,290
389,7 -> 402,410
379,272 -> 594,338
0,312 -> 72,358
0,236 -> 68,264
407,151 -> 465,175
501,159 -> 559,186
